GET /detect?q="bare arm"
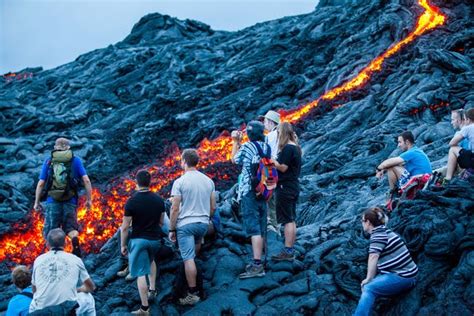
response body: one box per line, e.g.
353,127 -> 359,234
361,253 -> 379,287
378,157 -> 404,170
77,278 -> 96,293
34,180 -> 45,210
169,196 -> 181,242
449,133 -> 464,147
273,160 -> 288,173
231,131 -> 242,163
120,216 -> 132,256
210,192 -> 216,217
82,175 -> 92,208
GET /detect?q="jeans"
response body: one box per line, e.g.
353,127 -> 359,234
240,191 -> 267,237
354,273 -> 416,316
43,201 -> 78,238
177,222 -> 208,261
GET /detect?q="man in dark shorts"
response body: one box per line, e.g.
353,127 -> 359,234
120,170 -> 165,316
33,137 -> 93,258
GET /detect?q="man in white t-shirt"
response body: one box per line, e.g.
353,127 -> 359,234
445,108 -> 474,183
169,149 -> 216,306
29,228 -> 96,315
263,110 -> 280,233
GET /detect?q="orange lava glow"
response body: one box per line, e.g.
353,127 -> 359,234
408,101 -> 450,115
280,0 -> 445,124
2,72 -> 33,82
0,0 -> 446,265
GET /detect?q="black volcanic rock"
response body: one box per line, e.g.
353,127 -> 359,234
0,0 -> 473,315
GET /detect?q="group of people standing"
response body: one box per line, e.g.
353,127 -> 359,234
5,107 -> 474,315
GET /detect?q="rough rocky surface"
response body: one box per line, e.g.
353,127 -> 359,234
0,0 -> 473,315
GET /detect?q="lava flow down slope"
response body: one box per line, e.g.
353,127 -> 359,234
0,0 -> 472,315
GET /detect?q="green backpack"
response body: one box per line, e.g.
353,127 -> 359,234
45,150 -> 78,201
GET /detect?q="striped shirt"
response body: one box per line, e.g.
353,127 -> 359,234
369,225 -> 418,278
234,141 -> 270,197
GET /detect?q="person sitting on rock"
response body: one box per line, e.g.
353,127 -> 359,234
6,265 -> 33,316
432,109 -> 470,180
169,149 -> 216,305
375,131 -> 432,192
354,207 -> 418,316
262,110 -> 281,235
33,137 -> 93,258
271,122 -> 302,261
120,169 -> 166,315
29,228 -> 96,315
444,108 -> 474,184
231,121 -> 271,279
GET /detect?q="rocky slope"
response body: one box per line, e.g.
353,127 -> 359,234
0,0 -> 473,315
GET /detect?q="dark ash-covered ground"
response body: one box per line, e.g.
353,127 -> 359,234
0,0 -> 473,315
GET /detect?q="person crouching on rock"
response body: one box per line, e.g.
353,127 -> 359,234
169,149 -> 216,305
231,121 -> 271,279
120,169 -> 166,315
354,207 -> 418,316
443,108 -> 474,185
375,131 -> 432,193
33,137 -> 93,258
271,122 -> 302,261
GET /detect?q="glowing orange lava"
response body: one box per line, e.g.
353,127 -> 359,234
0,0 -> 446,265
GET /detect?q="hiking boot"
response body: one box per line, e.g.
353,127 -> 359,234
271,250 -> 295,262
178,292 -> 200,306
117,266 -> 129,277
239,263 -> 265,279
147,289 -> 157,301
131,308 -> 150,315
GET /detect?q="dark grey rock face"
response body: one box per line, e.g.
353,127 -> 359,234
0,0 -> 473,315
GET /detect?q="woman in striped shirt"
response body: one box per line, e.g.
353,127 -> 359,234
354,207 -> 418,316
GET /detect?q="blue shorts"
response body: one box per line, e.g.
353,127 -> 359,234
177,222 -> 208,261
43,202 -> 78,238
398,169 -> 411,188
128,238 -> 161,277
240,191 -> 267,237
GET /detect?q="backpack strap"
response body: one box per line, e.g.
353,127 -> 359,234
19,291 -> 33,299
252,142 -> 270,159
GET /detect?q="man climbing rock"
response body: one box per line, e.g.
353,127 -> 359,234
33,137 -> 92,258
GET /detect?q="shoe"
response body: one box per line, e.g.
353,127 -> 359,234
271,250 -> 295,261
125,273 -> 135,281
147,289 -> 157,301
239,263 -> 265,279
131,308 -> 150,315
178,292 -> 200,305
117,266 -> 129,277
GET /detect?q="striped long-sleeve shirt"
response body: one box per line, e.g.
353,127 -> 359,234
369,225 -> 418,278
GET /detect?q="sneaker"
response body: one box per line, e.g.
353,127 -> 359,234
239,263 -> 265,279
271,250 -> 295,261
117,266 -> 129,277
178,292 -> 200,306
147,289 -> 157,301
131,308 -> 150,315
125,273 -> 135,281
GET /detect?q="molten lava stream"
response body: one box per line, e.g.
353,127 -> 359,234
0,0 -> 446,265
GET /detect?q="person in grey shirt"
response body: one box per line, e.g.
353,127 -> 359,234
169,149 -> 216,306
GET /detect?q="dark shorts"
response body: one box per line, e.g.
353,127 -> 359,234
458,149 -> 474,169
275,184 -> 299,224
43,202 -> 78,238
128,238 -> 161,277
240,191 -> 267,237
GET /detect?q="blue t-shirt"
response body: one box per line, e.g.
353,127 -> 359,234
39,156 -> 87,204
6,286 -> 32,316
399,146 -> 432,176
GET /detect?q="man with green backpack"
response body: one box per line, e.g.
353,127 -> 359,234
33,138 -> 93,258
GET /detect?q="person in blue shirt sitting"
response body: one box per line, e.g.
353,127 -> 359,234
375,131 -> 432,192
6,265 -> 33,316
